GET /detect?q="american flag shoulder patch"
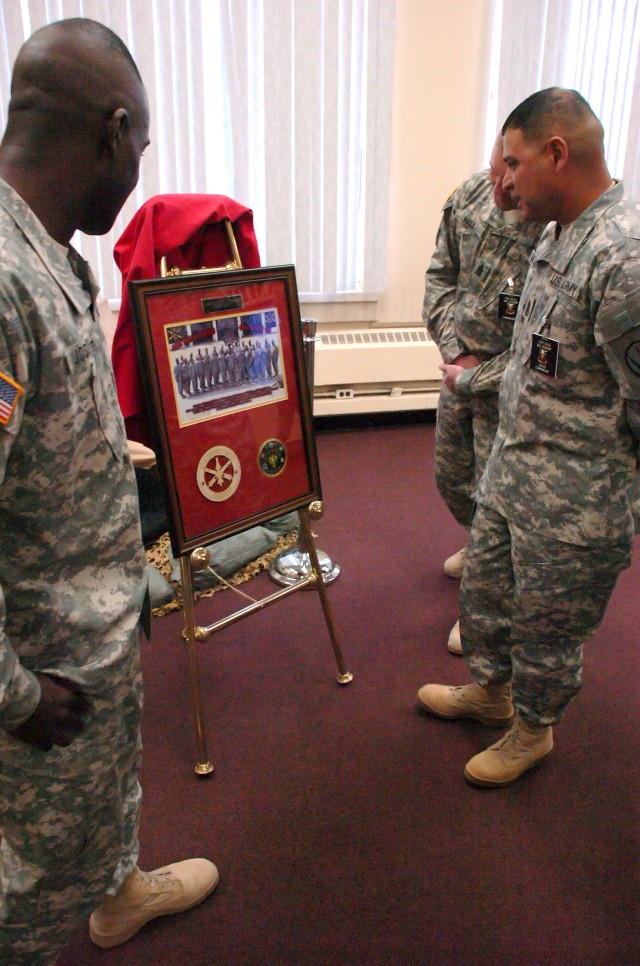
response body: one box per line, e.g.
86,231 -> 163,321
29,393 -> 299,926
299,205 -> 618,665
0,370 -> 23,426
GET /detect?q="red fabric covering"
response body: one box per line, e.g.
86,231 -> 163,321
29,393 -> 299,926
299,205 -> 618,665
111,194 -> 261,446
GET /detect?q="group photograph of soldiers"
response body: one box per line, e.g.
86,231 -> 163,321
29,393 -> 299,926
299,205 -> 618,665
169,318 -> 285,425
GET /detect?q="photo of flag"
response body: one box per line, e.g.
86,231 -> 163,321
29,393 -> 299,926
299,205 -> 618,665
0,371 -> 23,426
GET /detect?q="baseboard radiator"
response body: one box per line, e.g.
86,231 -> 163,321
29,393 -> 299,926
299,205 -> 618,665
313,327 -> 442,416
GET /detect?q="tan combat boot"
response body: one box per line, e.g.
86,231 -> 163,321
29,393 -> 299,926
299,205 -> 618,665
443,546 -> 467,579
416,681 -> 514,727
447,619 -> 463,655
464,715 -> 553,787
89,859 -> 219,948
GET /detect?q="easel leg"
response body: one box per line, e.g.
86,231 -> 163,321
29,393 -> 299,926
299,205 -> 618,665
299,510 -> 353,685
179,555 -> 215,776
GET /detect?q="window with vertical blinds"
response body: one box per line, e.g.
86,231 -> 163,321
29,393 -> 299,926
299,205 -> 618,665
0,1 -> 395,301
485,0 -> 640,196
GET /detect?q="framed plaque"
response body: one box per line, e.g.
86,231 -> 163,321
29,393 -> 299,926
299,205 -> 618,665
128,264 -> 321,556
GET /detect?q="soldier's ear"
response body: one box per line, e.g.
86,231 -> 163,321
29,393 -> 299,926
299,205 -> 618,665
104,108 -> 129,154
547,136 -> 569,171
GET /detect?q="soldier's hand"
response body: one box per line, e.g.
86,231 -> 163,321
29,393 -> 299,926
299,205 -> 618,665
451,353 -> 481,369
8,674 -> 91,751
439,362 -> 465,390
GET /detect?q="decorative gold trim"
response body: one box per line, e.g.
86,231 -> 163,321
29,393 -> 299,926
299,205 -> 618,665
159,219 -> 243,277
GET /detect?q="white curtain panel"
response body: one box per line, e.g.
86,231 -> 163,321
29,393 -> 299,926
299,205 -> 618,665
0,0 -> 395,299
487,0 -> 640,195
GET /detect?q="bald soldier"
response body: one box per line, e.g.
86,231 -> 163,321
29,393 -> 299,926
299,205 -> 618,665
423,133 -> 544,654
418,88 -> 640,786
0,19 -> 217,965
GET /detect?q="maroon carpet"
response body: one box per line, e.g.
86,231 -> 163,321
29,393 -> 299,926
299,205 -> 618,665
58,414 -> 640,965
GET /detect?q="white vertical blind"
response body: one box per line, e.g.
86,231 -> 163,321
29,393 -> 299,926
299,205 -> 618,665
0,1 -> 395,299
485,0 -> 640,196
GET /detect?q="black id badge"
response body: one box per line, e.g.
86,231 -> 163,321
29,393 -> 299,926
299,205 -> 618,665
498,291 -> 520,321
530,332 -> 559,376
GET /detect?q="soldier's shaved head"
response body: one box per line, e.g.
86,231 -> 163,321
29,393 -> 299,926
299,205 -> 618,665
5,19 -> 142,147
502,88 -> 605,168
0,18 -> 149,243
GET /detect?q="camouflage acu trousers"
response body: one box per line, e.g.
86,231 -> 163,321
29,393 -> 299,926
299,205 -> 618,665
460,504 -> 631,726
434,385 -> 500,529
0,650 -> 143,966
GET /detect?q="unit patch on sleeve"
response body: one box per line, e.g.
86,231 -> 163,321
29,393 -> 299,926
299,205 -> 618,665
0,370 -> 23,426
624,339 -> 640,377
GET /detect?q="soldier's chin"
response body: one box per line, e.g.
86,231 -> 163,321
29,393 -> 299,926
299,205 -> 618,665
79,213 -> 120,236
79,197 -> 127,236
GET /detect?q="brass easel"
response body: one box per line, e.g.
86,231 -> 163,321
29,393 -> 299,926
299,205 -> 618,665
180,510 -> 352,776
159,222 -> 352,776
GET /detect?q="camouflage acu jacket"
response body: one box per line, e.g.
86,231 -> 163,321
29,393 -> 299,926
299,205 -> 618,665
478,181 -> 640,547
423,170 -> 544,395
0,179 -> 147,732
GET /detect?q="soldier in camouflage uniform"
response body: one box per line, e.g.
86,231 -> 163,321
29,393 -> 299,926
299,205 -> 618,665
418,88 -> 640,787
0,20 -> 218,965
423,135 -> 544,653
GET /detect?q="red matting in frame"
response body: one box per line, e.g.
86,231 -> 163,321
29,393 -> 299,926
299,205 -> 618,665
128,265 -> 321,556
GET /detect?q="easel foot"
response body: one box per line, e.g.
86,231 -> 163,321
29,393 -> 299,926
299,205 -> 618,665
337,671 -> 354,685
195,761 -> 214,777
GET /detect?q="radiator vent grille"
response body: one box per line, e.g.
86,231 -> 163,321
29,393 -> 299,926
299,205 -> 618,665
319,329 -> 430,347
